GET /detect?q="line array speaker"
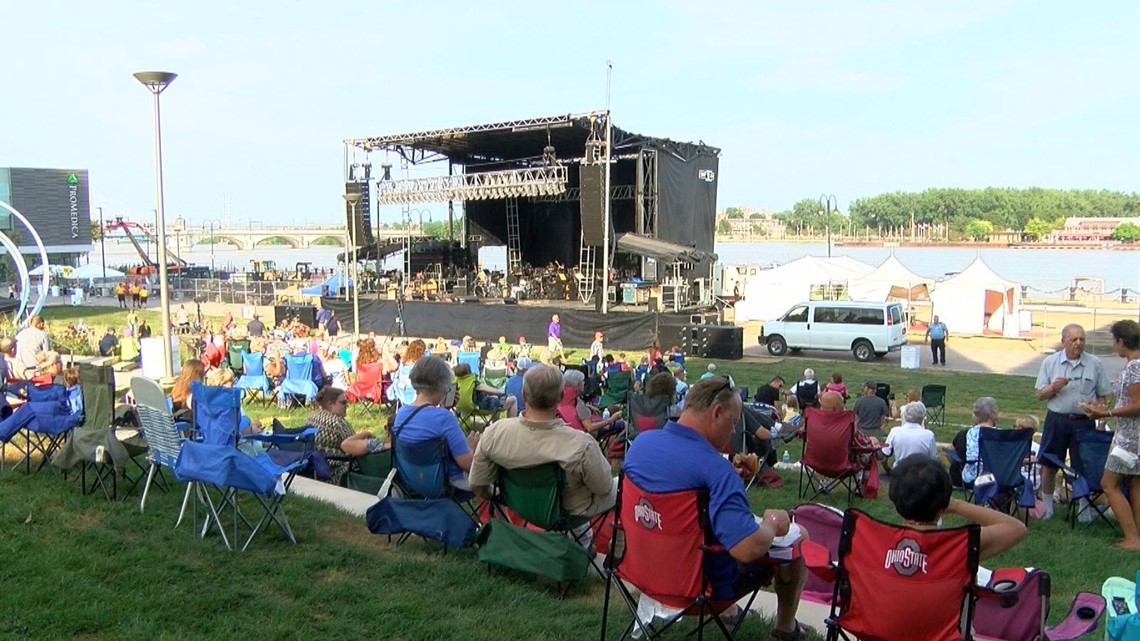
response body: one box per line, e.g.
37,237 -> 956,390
579,164 -> 604,246
345,181 -> 368,247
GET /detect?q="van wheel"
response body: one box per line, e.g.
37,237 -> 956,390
853,340 -> 874,362
767,336 -> 788,356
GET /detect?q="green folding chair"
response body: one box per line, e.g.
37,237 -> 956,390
338,450 -> 393,496
598,370 -> 632,411
922,384 -> 947,428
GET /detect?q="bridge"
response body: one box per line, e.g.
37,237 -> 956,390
106,225 -> 422,251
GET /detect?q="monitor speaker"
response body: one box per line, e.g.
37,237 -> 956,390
579,164 -> 604,246
678,325 -> 743,360
275,305 -> 317,328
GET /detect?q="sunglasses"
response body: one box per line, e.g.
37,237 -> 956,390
709,375 -> 736,402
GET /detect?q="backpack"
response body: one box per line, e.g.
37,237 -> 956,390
795,380 -> 820,409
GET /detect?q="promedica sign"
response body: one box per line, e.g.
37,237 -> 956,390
2,167 -> 92,251
67,173 -> 80,239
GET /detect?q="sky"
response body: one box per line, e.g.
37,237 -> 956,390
2,0 -> 1139,228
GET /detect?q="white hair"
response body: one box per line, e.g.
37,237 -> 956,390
803,368 -> 815,380
902,402 -> 927,424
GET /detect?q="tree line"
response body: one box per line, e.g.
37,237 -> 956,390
727,188 -> 1140,241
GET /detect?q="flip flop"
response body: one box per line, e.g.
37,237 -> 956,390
769,620 -> 808,641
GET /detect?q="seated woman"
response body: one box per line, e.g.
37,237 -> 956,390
203,367 -> 262,435
307,386 -> 385,485
393,356 -> 479,490
889,455 -> 1027,561
170,359 -> 206,422
320,345 -> 349,390
559,369 -> 623,438
453,363 -> 518,421
891,388 -> 922,420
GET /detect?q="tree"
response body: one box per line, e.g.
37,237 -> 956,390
964,219 -> 993,241
1023,217 -> 1059,241
90,221 -> 102,241
749,212 -> 765,219
724,207 -> 745,219
1112,222 -> 1140,242
421,218 -> 463,239
751,224 -> 765,236
716,219 -> 732,236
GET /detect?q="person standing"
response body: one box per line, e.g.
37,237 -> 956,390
547,313 -> 562,356
139,285 -> 149,308
115,282 -> 127,308
588,330 -> 604,362
247,314 -> 265,338
1081,320 -> 1140,549
925,315 -> 949,366
1035,323 -> 1112,520
326,310 -> 341,337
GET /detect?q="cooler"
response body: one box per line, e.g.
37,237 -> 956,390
900,345 -> 921,369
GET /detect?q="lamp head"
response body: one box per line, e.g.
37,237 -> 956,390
342,193 -> 363,205
133,71 -> 178,94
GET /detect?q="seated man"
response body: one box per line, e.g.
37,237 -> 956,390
624,377 -> 808,641
883,401 -> 938,465
888,455 -> 1027,562
469,364 -> 617,542
97,327 -> 119,357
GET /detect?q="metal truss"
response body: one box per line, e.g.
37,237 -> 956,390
533,184 -> 635,203
374,166 -> 567,205
345,113 -> 601,151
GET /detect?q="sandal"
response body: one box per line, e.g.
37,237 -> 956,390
769,620 -> 808,641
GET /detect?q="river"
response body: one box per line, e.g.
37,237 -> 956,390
91,239 -> 1137,295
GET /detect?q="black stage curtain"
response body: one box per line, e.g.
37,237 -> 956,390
656,151 -> 719,255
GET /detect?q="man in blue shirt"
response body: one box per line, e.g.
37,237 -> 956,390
925,315 -> 949,366
624,377 -> 808,640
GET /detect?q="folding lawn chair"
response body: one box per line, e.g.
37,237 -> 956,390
176,382 -> 315,551
974,427 -> 1036,524
1041,428 -> 1115,531
0,383 -> 83,475
276,353 -> 319,408
235,351 -> 271,405
476,462 -> 606,589
52,363 -> 147,500
824,508 -> 981,641
797,407 -> 866,504
922,384 -> 947,428
345,360 -> 385,415
337,449 -> 392,496
131,376 -> 186,516
455,372 -> 495,431
974,568 -> 1105,641
790,503 -> 844,605
482,361 -> 508,389
226,338 -> 251,375
456,350 -> 481,376
599,472 -> 763,641
598,370 -> 632,411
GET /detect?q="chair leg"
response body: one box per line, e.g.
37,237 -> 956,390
140,462 -> 158,512
176,482 -> 195,528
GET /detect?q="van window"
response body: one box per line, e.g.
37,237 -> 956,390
888,306 -> 903,325
851,308 -> 885,325
783,305 -> 808,323
814,306 -> 884,325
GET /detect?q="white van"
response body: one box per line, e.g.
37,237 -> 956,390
758,301 -> 907,362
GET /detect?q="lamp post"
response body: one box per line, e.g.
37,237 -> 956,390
134,70 -> 177,379
819,194 -> 837,258
97,206 -> 106,280
204,218 -> 220,275
343,192 -> 362,337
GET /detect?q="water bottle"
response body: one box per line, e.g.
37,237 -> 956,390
603,408 -> 611,420
782,450 -> 791,465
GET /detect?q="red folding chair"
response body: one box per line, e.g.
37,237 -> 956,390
798,408 -> 866,504
790,503 -> 844,604
345,361 -> 385,415
599,473 -> 762,641
825,508 -> 980,641
974,568 -> 1104,641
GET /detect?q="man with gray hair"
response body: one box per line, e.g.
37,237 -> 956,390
884,402 -> 938,464
469,364 -> 617,522
1034,322 -> 1111,520
788,368 -> 819,409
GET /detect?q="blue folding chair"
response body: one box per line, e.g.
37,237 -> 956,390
277,353 -> 319,408
176,382 -> 315,551
235,352 -> 271,405
0,383 -> 82,475
131,376 -> 187,516
457,350 -> 481,377
975,427 -> 1036,524
1042,429 -> 1116,531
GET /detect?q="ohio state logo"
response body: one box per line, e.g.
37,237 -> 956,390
633,498 -> 663,530
884,538 -> 928,576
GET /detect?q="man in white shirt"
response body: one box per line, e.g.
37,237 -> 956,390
14,315 -> 50,379
884,402 -> 938,465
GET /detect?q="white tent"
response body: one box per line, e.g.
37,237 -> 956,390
66,263 -> 125,280
848,254 -> 932,302
28,264 -> 70,277
735,255 -> 874,321
929,257 -> 1022,335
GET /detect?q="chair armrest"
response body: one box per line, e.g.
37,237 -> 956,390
244,427 -> 318,444
1039,453 -> 1078,478
942,447 -> 962,465
1046,592 -> 1105,641
801,540 -> 836,583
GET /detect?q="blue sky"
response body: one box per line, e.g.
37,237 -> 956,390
2,1 -> 1138,227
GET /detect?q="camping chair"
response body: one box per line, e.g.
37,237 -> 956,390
1042,428 -> 1115,531
824,508 -> 981,641
482,361 -> 509,389
176,382 -> 314,551
457,350 -> 481,376
599,472 -> 763,641
235,351 -> 271,405
598,370 -> 632,411
611,393 -> 671,459
346,360 -> 385,415
455,372 -> 496,432
226,338 -> 251,375
922,384 -> 946,428
0,383 -> 82,475
52,364 -> 147,500
131,376 -> 187,517
337,449 -> 393,496
797,407 -> 866,504
477,462 -> 605,589
276,353 -> 319,408
974,427 -> 1036,523
790,503 -> 844,604
974,568 -> 1105,641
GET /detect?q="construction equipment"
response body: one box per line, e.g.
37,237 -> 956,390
103,217 -> 188,276
249,260 -> 278,282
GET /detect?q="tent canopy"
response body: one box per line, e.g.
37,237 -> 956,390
929,257 -> 1022,335
66,263 -> 125,280
301,273 -> 352,296
734,255 -> 874,322
848,254 -> 932,302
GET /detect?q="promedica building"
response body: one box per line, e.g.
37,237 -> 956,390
0,167 -> 93,268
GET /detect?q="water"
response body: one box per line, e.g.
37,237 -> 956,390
84,239 -> 1137,295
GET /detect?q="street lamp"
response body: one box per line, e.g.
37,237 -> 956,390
819,194 -> 837,258
97,206 -> 106,280
343,192 -> 362,337
203,218 -> 221,275
134,70 -> 177,379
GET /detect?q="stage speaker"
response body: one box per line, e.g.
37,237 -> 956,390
579,164 -> 605,246
345,181 -> 367,247
702,325 -> 744,360
275,305 -> 317,328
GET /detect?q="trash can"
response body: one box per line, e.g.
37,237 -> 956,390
901,345 -> 921,369
70,288 -> 84,306
50,285 -> 60,297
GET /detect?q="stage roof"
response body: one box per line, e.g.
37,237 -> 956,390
616,233 -> 716,264
346,113 -> 720,166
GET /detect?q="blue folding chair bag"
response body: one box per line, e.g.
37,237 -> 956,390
366,497 -> 476,549
192,383 -> 244,445
174,442 -> 279,496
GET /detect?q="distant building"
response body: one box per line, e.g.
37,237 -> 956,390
717,208 -> 786,238
1052,216 -> 1140,242
0,167 -> 93,263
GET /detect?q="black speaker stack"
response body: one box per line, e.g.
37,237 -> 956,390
579,164 -> 605,246
680,324 -> 743,360
275,305 -> 317,328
